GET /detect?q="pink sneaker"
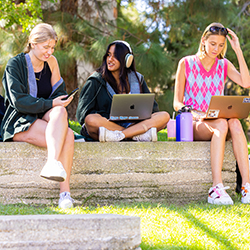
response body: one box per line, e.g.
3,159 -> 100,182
208,183 -> 233,205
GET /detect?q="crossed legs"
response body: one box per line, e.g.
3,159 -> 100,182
13,106 -> 74,193
85,111 -> 170,141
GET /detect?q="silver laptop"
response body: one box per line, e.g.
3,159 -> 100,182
109,93 -> 155,121
204,95 -> 250,119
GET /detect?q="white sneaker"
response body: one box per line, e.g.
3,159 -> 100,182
132,127 -> 157,142
99,127 -> 125,142
208,183 -> 233,205
40,160 -> 67,182
241,182 -> 250,204
58,192 -> 74,209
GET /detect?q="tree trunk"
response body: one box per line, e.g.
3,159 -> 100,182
60,0 -> 78,15
63,62 -> 79,121
60,0 -> 78,120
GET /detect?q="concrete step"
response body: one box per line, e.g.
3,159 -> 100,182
0,214 -> 141,250
0,141 -> 236,205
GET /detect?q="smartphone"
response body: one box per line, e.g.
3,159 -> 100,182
62,88 -> 79,100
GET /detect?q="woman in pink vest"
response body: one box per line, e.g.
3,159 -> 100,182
174,22 -> 250,205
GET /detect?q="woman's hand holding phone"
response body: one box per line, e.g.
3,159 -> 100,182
53,88 -> 79,107
62,88 -> 79,100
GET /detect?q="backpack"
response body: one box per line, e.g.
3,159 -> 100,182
0,95 -> 5,141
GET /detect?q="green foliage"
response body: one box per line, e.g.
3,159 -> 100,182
0,28 -> 28,68
1,0 -> 250,116
0,0 -> 48,32
156,89 -> 175,115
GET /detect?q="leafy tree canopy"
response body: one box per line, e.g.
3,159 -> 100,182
0,0 -> 54,32
1,0 -> 250,116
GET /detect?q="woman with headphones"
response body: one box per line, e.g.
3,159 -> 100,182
76,40 -> 169,142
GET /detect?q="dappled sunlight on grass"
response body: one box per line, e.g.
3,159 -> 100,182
1,202 -> 250,249
53,202 -> 250,249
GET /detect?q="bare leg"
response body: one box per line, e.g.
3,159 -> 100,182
122,111 -> 169,137
85,112 -> 170,140
228,118 -> 249,185
194,118 -> 228,186
13,106 -> 74,193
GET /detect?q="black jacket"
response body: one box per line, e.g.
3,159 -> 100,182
76,71 -> 159,125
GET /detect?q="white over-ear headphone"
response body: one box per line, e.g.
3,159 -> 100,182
113,40 -> 134,68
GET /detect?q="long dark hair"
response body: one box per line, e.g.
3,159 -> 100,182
97,41 -> 141,93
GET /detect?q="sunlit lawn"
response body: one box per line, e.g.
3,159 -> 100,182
1,199 -> 250,250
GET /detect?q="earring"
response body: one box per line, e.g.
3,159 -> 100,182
201,45 -> 206,55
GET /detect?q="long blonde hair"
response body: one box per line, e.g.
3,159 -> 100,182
24,23 -> 58,53
197,22 -> 227,59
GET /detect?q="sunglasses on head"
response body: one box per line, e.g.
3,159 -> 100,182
208,26 -> 228,36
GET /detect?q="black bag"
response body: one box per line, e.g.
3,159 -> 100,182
0,95 -> 5,123
235,161 -> 242,193
0,95 -> 5,141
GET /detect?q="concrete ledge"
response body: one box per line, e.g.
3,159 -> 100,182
0,214 -> 141,250
0,141 -> 236,205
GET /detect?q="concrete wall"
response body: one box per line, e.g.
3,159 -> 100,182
0,141 -> 236,206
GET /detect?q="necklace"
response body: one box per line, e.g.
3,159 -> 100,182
35,62 -> 46,81
35,71 -> 42,81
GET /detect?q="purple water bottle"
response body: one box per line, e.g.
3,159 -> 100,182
180,105 -> 193,142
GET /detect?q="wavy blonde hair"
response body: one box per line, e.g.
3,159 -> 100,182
25,23 -> 57,53
197,22 -> 227,59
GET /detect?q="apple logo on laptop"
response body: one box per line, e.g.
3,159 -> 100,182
130,104 -> 135,110
228,105 -> 232,110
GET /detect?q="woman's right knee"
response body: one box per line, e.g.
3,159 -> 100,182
214,119 -> 228,135
51,106 -> 68,120
85,114 -> 105,128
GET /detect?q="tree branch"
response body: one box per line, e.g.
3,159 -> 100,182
229,1 -> 250,26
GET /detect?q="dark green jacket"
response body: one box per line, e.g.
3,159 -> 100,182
1,53 -> 67,141
76,71 -> 159,126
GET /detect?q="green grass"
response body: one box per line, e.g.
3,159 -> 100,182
1,200 -> 250,249
69,120 -> 82,134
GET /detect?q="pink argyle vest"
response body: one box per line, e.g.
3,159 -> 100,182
184,55 -> 228,112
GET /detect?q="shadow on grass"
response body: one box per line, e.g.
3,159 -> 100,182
0,202 -> 60,216
137,202 -> 240,250
0,201 -> 244,250
180,211 -> 238,250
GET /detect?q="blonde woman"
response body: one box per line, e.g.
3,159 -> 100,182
1,23 -> 74,208
174,23 -> 250,205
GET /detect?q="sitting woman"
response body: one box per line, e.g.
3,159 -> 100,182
1,23 -> 75,209
76,40 -> 169,142
174,22 -> 250,205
